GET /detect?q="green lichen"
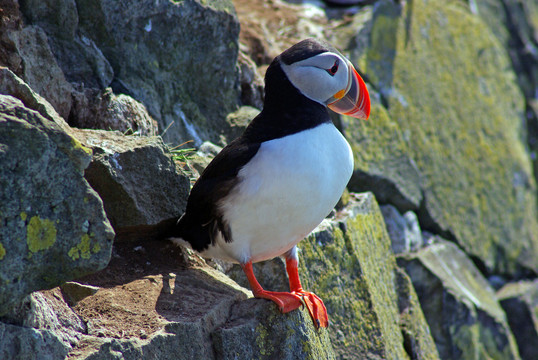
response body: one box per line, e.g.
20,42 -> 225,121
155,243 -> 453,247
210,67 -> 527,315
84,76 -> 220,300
26,216 -> 57,253
255,323 -> 274,357
70,137 -> 92,157
296,194 -> 420,358
0,243 -> 5,260
68,234 -> 92,260
358,0 -> 538,273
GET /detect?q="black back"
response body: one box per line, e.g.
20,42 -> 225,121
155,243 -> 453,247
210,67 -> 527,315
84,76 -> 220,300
174,39 -> 334,252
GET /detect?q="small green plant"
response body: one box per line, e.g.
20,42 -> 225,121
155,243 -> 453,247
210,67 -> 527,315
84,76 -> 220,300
169,140 -> 197,184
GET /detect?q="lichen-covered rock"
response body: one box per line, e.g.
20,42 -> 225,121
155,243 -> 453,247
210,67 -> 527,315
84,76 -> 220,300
223,105 -> 259,143
472,0 -> 538,209
393,266 -> 439,360
398,237 -> 521,359
3,238 -> 334,359
348,0 -> 538,275
472,0 -> 538,100
213,300 -> 335,360
73,0 -> 241,145
229,193 -> 440,360
71,129 -> 190,230
497,280 -> 538,360
0,95 -> 114,316
342,101 -> 423,211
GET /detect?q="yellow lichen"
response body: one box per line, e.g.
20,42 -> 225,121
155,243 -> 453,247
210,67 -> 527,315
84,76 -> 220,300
68,234 -> 93,260
20,212 -> 27,221
0,243 -> 5,260
70,137 -> 92,156
26,216 -> 57,253
255,323 -> 271,356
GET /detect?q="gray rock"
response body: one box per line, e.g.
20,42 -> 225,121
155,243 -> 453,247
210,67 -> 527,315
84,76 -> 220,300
237,49 -> 264,110
70,87 -> 158,136
227,257 -> 289,293
497,280 -> 538,360
398,237 -> 521,359
0,0 -> 24,76
6,25 -> 74,119
19,0 -> 78,41
60,282 -> 100,306
223,105 -> 259,143
213,300 -> 335,360
0,67 -> 72,134
1,288 -> 86,351
0,94 -> 114,315
19,0 -> 114,89
75,0 -> 241,145
381,204 -> 423,254
62,239 -> 333,359
72,129 -> 190,230
0,321 -> 68,360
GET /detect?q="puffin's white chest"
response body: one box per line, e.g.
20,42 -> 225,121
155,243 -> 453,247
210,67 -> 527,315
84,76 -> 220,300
202,122 -> 353,264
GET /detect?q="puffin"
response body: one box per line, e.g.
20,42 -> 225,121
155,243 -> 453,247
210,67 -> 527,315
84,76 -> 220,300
173,38 -> 370,328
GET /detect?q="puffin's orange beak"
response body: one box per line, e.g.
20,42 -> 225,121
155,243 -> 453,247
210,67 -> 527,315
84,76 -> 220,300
327,61 -> 370,120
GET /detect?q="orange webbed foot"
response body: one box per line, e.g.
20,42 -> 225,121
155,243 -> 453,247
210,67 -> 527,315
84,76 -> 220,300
241,259 -> 329,329
252,289 -> 304,313
292,290 -> 328,328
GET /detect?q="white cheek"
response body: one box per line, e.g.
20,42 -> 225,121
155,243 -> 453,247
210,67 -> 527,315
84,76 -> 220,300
281,65 -> 336,104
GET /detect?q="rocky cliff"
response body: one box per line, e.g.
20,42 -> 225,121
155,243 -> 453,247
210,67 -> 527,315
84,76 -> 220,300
1,0 -> 538,359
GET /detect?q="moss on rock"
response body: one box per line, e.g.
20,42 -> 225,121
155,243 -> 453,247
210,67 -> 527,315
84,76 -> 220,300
296,193 -> 439,359
353,0 -> 538,274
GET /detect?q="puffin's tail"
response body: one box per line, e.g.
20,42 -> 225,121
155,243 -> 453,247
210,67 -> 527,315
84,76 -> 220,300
172,212 -> 213,252
114,217 -> 180,243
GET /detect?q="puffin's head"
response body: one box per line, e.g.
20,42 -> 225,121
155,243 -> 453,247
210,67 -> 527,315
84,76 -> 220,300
277,38 -> 370,120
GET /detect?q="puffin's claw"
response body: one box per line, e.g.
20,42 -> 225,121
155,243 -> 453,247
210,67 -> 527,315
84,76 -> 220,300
292,290 -> 328,329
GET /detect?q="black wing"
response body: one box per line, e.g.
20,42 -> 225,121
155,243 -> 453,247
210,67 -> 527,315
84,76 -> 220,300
173,136 -> 260,252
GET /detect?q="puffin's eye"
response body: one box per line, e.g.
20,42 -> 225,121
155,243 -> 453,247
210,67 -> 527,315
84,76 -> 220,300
327,60 -> 339,76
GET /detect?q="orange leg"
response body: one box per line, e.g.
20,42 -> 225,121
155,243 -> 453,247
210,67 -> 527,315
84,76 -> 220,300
241,261 -> 303,313
285,255 -> 329,328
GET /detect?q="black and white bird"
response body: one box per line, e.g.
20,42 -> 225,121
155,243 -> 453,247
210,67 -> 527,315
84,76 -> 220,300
173,38 -> 370,328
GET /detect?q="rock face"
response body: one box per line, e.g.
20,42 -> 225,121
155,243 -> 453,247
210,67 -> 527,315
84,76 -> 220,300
497,280 -> 538,360
1,0 -> 538,358
72,129 -> 190,230
343,0 -> 538,275
0,94 -> 114,315
0,240 -> 335,359
70,87 -> 158,136
72,0 -> 241,145
399,238 -> 521,359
